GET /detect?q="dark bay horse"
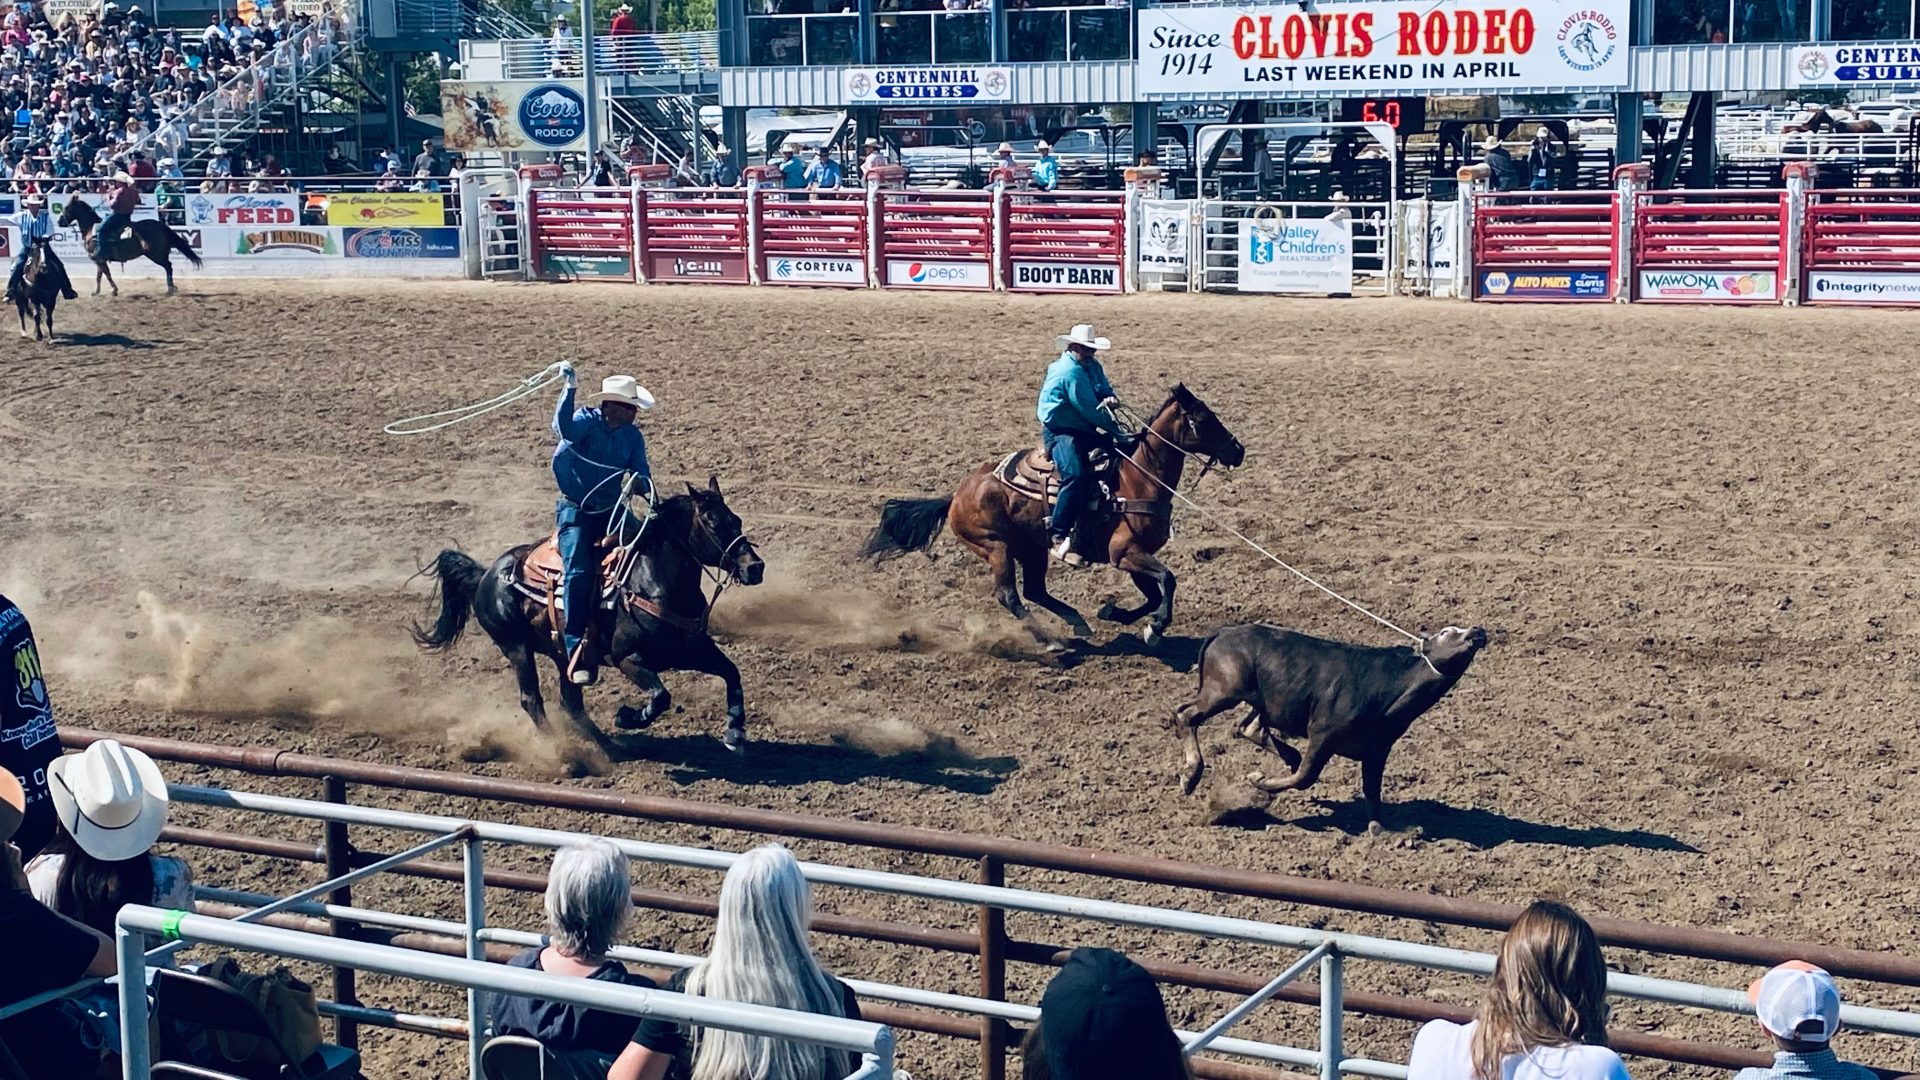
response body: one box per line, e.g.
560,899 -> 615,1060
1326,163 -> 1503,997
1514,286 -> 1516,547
1784,107 -> 1884,135
13,239 -> 59,340
57,198 -> 203,296
414,477 -> 767,751
863,385 -> 1244,643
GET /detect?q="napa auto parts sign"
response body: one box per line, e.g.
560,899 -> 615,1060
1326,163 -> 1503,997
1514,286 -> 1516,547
1136,1 -> 1629,98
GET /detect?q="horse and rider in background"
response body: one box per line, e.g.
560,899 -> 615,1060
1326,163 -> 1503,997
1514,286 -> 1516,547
8,192 -> 76,340
865,323 -> 1245,644
57,172 -> 203,296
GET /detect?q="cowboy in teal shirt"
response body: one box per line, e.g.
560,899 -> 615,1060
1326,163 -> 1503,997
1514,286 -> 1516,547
1032,143 -> 1060,191
1037,324 -> 1126,565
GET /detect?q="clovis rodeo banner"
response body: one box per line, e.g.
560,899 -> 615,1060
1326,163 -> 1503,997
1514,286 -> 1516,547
1135,0 -> 1630,98
440,80 -> 593,153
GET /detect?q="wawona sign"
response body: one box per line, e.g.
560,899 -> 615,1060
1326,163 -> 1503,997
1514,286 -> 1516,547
1009,261 -> 1122,293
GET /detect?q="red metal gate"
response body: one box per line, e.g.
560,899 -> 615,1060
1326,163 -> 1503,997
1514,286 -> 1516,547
527,187 -> 635,282
1802,189 -> 1920,306
754,189 -> 870,288
1632,190 -> 1790,304
1003,191 -> 1126,294
1470,191 -> 1619,301
637,189 -> 750,284
876,190 -> 995,290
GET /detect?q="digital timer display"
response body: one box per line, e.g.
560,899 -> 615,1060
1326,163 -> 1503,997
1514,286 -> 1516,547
1337,97 -> 1427,134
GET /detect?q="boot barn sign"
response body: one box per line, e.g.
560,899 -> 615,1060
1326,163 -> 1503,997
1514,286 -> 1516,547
1136,1 -> 1630,97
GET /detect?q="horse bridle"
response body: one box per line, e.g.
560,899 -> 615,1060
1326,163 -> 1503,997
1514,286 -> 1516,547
618,497 -> 755,632
1117,399 -> 1232,488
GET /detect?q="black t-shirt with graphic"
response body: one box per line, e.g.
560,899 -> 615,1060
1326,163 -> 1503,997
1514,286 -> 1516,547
0,594 -> 62,860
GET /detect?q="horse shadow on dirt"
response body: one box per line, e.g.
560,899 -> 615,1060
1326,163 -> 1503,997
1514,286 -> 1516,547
1223,796 -> 1698,853
1052,632 -> 1207,674
56,332 -> 162,349
607,730 -> 1019,795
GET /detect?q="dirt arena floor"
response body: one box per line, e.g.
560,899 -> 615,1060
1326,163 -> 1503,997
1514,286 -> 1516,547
7,280 -> 1920,1079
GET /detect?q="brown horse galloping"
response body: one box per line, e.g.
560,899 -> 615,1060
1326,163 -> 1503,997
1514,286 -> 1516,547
863,385 -> 1245,643
57,198 -> 203,296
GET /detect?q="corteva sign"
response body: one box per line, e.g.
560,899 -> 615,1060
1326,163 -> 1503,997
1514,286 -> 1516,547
1136,1 -> 1629,97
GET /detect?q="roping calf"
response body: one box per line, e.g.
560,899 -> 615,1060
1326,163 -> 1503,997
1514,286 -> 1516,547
1174,624 -> 1487,825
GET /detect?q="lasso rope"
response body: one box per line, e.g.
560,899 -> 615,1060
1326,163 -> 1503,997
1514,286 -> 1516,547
383,361 -> 570,436
1109,399 -> 1424,646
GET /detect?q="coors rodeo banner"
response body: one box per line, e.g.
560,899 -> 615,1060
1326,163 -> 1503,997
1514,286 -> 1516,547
1136,1 -> 1630,98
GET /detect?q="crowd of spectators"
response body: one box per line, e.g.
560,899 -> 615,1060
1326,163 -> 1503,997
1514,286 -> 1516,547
0,0 -> 348,196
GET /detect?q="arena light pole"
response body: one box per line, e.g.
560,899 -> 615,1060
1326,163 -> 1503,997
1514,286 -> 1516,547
580,0 -> 603,162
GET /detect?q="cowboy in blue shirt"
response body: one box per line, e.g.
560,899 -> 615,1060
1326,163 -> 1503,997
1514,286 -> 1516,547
6,193 -> 76,304
1036,324 -> 1127,566
709,145 -> 741,188
1032,142 -> 1060,191
551,364 -> 653,683
804,148 -> 842,190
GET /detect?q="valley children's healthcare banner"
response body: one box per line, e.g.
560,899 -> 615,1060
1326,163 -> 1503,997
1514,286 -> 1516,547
1136,0 -> 1630,98
439,80 -> 593,153
1238,216 -> 1352,294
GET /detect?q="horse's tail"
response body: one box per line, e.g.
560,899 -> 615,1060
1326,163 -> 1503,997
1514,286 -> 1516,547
862,497 -> 953,560
168,227 -> 203,269
412,549 -> 488,650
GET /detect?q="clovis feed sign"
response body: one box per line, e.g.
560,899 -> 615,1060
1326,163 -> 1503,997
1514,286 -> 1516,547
1136,1 -> 1630,98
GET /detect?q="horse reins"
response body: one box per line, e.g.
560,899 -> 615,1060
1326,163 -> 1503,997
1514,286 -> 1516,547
620,503 -> 753,635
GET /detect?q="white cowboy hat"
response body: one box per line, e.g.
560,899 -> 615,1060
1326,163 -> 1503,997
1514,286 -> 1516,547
995,141 -> 1014,154
1036,140 -> 1051,151
1480,135 -> 1502,150
48,739 -> 171,862
22,192 -> 43,206
714,145 -> 730,154
598,375 -> 655,410
113,169 -> 133,182
1057,324 -> 1111,351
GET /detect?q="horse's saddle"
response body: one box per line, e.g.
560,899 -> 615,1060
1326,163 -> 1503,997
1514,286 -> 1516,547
515,534 -> 625,605
993,443 -> 1116,506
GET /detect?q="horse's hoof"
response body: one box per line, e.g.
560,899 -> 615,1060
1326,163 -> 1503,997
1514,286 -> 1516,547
1142,625 -> 1162,646
614,705 -> 654,731
721,725 -> 746,753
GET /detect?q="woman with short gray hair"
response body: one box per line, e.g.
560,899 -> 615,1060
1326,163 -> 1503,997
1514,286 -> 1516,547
486,840 -> 660,1079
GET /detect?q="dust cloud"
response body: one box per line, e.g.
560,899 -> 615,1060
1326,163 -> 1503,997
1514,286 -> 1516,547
709,578 -> 1058,660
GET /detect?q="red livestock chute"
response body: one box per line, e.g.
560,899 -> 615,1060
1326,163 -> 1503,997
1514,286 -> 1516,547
637,189 -> 750,284
1470,190 -> 1619,302
1802,189 -> 1920,306
754,189 -> 870,287
876,189 -> 995,290
1632,189 -> 1790,304
1003,191 -> 1127,294
528,187 -> 636,282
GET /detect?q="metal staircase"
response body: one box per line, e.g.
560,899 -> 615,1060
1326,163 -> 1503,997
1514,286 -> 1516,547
131,20 -> 362,176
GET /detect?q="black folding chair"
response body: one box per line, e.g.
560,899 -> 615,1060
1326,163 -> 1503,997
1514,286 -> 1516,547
479,1035 -> 547,1080
151,969 -> 359,1080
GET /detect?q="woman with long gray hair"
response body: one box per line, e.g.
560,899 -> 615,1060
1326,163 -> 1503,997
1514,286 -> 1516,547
621,843 -> 860,1080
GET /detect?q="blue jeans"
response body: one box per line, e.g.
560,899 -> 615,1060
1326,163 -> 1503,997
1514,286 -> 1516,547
555,498 -> 613,653
98,211 -> 132,256
1528,176 -> 1552,191
1043,427 -> 1102,540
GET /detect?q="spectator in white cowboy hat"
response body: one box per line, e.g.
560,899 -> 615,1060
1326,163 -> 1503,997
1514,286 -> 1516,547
1478,133 -> 1518,192
993,139 -> 1016,169
0,764 -> 119,1080
709,144 -> 740,188
1036,324 -> 1128,567
28,739 -> 191,940
860,136 -> 888,175
610,2 -> 639,35
1032,139 -> 1059,191
1527,126 -> 1557,191
551,365 -> 655,684
776,144 -> 807,189
1734,962 -> 1876,1080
